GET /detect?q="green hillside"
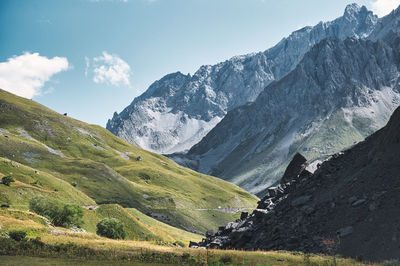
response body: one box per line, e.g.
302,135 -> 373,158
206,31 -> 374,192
0,89 -> 258,236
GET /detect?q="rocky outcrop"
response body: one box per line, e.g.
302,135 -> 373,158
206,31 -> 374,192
280,153 -> 309,185
193,106 -> 400,261
107,4 -> 377,154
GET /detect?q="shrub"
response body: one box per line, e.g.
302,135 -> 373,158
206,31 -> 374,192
29,196 -> 83,228
1,176 -> 14,186
220,255 -> 233,264
31,180 -> 42,187
9,230 -> 27,241
29,196 -> 61,219
96,218 -> 126,239
174,241 -> 185,248
52,204 -> 84,228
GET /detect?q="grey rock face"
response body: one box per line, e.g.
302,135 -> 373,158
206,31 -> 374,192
107,4 -> 377,154
186,30 -> 400,195
195,108 -> 400,260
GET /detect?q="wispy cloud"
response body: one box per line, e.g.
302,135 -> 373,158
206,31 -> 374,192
86,52 -> 131,87
0,53 -> 69,98
371,0 -> 400,16
37,18 -> 52,24
85,56 -> 90,77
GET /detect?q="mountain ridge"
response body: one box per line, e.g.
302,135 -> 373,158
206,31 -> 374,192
183,32 -> 400,195
107,3 -> 377,154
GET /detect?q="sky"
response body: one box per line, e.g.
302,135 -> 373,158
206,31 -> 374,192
0,0 -> 399,127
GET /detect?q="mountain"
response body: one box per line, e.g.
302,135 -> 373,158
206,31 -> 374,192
0,89 -> 257,234
195,105 -> 400,261
107,3 -> 377,154
183,29 -> 400,195
368,5 -> 400,41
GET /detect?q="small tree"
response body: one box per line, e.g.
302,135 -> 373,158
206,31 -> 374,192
9,230 -> 27,241
96,218 -> 126,239
29,196 -> 83,228
53,204 -> 84,228
1,176 -> 14,186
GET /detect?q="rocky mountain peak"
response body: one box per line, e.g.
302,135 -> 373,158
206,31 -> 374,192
107,4 -> 379,154
185,31 -> 400,195
344,3 -> 362,17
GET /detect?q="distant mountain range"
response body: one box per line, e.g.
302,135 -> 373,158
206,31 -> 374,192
108,3 -> 400,196
107,3 -> 377,154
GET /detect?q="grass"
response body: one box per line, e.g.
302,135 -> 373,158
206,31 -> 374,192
0,235 -> 370,266
0,208 -> 375,265
0,89 -> 258,233
0,256 -> 158,266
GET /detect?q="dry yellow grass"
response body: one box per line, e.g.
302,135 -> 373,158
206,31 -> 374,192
0,216 -> 45,229
0,210 -> 371,265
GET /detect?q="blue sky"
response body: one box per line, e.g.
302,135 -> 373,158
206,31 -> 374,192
0,0 -> 397,126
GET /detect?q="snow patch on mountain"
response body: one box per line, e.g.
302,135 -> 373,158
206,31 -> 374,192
107,3 -> 378,154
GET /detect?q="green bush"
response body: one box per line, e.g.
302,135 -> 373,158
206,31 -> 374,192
9,230 -> 27,241
29,196 -> 83,228
174,241 -> 185,248
1,176 -> 14,186
96,218 -> 126,239
220,255 -> 233,264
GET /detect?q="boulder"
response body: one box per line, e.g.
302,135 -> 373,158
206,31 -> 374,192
291,195 -> 312,207
352,199 -> 366,207
189,241 -> 199,248
254,209 -> 269,218
240,212 -> 248,220
336,226 -> 353,238
206,229 -> 214,237
301,205 -> 315,215
280,153 -> 308,184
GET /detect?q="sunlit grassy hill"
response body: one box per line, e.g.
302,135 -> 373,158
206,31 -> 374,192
0,89 -> 258,236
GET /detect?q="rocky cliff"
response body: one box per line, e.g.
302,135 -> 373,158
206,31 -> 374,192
184,26 -> 400,195
194,105 -> 400,261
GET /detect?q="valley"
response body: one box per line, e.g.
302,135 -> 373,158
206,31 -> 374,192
1,1 -> 400,264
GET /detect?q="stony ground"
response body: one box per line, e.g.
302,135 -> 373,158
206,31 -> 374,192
196,106 -> 400,262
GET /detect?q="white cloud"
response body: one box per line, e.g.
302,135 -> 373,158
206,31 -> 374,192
0,52 -> 69,99
89,51 -> 131,87
85,56 -> 90,77
371,0 -> 400,16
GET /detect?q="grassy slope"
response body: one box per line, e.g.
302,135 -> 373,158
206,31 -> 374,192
0,209 -> 365,265
0,89 -> 258,234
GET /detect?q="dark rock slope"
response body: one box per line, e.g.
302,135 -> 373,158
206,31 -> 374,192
194,106 -> 400,261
